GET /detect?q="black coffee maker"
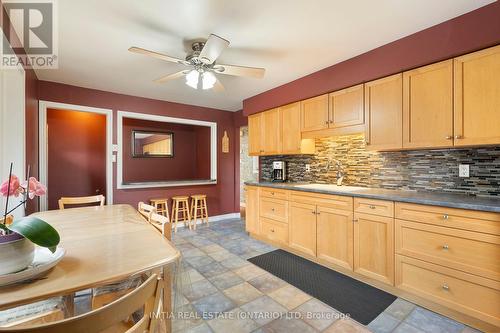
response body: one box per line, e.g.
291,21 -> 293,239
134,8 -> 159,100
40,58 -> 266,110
272,161 -> 286,182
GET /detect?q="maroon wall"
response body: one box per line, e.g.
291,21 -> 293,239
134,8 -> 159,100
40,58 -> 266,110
47,109 -> 107,210
1,0 -> 40,213
243,1 -> 500,115
123,118 -> 211,182
38,81 -> 238,216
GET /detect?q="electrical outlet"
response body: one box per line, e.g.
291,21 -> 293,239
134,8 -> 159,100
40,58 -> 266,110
305,164 -> 311,172
459,164 -> 469,178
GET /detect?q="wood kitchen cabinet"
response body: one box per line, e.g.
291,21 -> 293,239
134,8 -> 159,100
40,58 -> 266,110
364,74 -> 403,150
289,201 -> 317,257
329,84 -> 364,129
248,113 -> 263,155
316,206 -> 354,270
281,102 -> 315,155
245,186 -> 259,234
403,60 -> 454,149
300,94 -> 329,132
354,212 -> 394,285
453,45 -> 500,147
262,108 -> 282,155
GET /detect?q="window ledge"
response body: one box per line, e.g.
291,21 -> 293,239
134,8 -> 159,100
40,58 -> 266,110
118,179 -> 217,189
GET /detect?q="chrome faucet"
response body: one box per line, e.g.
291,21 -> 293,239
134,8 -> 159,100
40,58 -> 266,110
326,158 -> 345,186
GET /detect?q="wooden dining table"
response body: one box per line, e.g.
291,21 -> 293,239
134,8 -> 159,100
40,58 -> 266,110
0,204 -> 180,327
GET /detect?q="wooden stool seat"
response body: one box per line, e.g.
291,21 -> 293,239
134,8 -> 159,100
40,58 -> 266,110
171,196 -> 191,233
149,198 -> 170,221
190,194 -> 208,230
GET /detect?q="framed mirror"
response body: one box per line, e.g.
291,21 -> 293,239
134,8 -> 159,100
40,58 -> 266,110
132,130 -> 173,157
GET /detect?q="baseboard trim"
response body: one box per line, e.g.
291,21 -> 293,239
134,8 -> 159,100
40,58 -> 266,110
172,212 -> 241,229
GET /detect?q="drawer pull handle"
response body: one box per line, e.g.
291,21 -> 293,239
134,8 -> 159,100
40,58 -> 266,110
311,211 -> 316,214
271,208 -> 275,212
368,205 -> 376,209
442,284 -> 450,291
353,219 -> 358,223
271,192 -> 275,195
270,229 -> 275,233
445,135 -> 453,140
443,214 -> 449,220
442,244 -> 449,250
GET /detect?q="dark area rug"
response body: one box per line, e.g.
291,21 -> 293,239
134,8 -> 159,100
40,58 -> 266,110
248,249 -> 397,325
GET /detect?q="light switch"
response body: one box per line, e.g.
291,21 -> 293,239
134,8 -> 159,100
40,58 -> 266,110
459,164 -> 469,178
305,164 -> 311,172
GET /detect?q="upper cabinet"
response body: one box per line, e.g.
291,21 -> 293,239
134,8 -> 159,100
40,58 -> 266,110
454,45 -> 500,147
300,94 -> 329,132
364,74 -> 403,150
248,113 -> 263,155
262,108 -> 282,155
281,102 -> 315,154
403,60 -> 454,149
329,84 -> 364,129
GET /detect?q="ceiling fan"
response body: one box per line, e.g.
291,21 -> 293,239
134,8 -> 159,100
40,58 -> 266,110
129,34 -> 265,91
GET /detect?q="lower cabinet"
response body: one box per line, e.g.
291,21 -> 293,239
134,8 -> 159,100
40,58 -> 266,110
245,186 -> 259,234
261,217 -> 288,245
316,206 -> 354,270
354,212 -> 395,285
289,202 -> 317,257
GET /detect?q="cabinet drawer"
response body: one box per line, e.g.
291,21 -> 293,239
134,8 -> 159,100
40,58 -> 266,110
396,220 -> 500,281
354,198 -> 394,217
259,197 -> 288,223
289,191 -> 353,211
260,188 -> 288,200
395,203 -> 500,235
261,218 -> 288,245
396,255 -> 500,327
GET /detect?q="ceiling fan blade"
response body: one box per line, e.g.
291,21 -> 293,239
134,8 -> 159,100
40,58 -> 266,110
128,46 -> 187,65
154,71 -> 186,83
214,64 -> 265,79
198,34 -> 229,65
213,77 -> 225,92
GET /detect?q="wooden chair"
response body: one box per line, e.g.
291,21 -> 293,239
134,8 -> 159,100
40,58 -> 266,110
149,213 -> 172,241
138,202 -> 157,222
58,195 -> 105,210
190,195 -> 208,230
171,196 -> 191,233
0,274 -> 163,333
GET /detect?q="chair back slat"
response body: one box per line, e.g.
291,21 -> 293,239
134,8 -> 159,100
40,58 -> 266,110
150,212 -> 172,240
58,195 -> 105,210
0,274 -> 162,333
138,202 -> 157,222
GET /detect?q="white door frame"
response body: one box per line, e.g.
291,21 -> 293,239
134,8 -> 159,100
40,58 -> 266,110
39,101 -> 113,211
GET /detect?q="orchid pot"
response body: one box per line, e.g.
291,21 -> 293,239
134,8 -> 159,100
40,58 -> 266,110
0,164 -> 60,275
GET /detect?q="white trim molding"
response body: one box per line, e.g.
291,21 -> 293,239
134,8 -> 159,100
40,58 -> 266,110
38,101 -> 114,211
116,110 -> 218,189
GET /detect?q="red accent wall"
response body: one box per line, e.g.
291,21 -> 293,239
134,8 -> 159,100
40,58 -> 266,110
38,81 -> 238,216
243,1 -> 500,115
47,109 -> 107,210
122,118 -> 210,182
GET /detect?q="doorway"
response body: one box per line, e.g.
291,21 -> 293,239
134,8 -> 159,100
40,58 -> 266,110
239,126 -> 259,217
39,102 -> 113,211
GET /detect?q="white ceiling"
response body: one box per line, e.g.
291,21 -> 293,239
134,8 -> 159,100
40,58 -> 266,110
35,0 -> 494,111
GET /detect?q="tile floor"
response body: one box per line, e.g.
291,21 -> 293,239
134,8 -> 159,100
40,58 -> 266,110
171,218 -> 480,333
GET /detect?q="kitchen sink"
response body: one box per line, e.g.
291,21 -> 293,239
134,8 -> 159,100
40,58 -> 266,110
293,183 -> 367,192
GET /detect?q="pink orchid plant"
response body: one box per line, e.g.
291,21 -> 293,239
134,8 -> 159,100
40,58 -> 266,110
1,163 -> 59,252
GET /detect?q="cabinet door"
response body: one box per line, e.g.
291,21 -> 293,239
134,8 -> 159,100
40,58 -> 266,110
364,74 -> 403,150
454,45 -> 500,146
245,186 -> 259,234
403,60 -> 453,149
354,212 -> 394,285
248,113 -> 263,155
317,206 -> 353,270
281,102 -> 302,154
329,84 -> 364,129
301,94 -> 329,132
289,202 -> 317,257
262,108 -> 282,155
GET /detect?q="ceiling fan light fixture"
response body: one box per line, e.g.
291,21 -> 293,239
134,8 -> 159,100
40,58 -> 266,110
202,71 -> 216,90
185,70 -> 199,89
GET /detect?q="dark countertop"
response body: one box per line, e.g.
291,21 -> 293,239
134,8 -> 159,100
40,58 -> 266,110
244,181 -> 500,213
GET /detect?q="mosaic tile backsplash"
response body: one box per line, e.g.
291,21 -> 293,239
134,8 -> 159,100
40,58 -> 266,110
260,134 -> 500,197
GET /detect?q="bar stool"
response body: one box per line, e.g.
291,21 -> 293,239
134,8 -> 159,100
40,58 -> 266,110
171,196 -> 191,232
150,198 -> 170,221
190,194 -> 208,230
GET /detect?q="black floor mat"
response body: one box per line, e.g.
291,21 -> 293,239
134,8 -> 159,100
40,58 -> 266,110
248,249 -> 396,325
